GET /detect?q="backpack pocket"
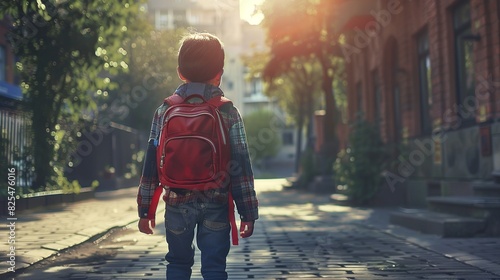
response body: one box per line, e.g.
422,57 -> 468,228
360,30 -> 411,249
162,136 -> 217,184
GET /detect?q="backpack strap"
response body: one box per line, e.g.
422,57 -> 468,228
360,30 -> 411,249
207,95 -> 237,244
166,94 -> 230,107
164,94 -> 184,106
228,191 -> 239,245
147,186 -> 164,219
207,95 -> 232,107
207,95 -> 233,113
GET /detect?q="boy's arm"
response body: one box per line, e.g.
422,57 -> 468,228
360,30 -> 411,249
137,138 -> 160,218
228,107 -> 259,223
137,106 -> 163,233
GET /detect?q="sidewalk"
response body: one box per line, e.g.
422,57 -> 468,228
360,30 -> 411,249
0,186 -> 143,274
2,179 -> 500,279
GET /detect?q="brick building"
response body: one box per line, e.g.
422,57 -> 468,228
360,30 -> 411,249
337,0 -> 500,207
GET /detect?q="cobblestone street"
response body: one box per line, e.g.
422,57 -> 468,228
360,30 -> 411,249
2,179 -> 500,279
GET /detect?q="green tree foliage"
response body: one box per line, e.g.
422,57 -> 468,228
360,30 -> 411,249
333,117 -> 388,205
99,27 -> 185,133
243,52 -> 322,173
243,110 -> 281,165
260,0 -> 345,175
94,24 -> 185,183
1,0 -> 141,190
244,53 -> 322,133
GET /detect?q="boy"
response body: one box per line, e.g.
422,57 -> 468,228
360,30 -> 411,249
137,32 -> 259,280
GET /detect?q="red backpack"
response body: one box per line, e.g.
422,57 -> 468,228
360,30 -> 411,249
153,93 -> 239,245
156,94 -> 232,190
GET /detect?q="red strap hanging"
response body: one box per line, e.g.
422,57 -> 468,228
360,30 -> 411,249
228,191 -> 238,245
147,187 -> 164,219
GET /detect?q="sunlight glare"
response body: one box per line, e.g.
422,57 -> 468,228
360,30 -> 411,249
239,0 -> 264,25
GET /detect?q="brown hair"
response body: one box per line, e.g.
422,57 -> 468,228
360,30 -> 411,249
178,32 -> 225,82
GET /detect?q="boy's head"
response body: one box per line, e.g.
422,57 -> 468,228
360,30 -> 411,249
177,32 -> 225,83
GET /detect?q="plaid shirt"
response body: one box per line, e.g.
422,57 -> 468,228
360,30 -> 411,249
137,83 -> 259,222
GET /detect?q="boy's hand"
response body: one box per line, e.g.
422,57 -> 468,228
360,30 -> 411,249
239,221 -> 255,238
138,218 -> 156,234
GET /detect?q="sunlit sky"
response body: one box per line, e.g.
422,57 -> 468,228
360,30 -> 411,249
239,0 -> 264,25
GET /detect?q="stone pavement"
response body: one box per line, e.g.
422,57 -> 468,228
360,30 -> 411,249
2,178 -> 500,279
0,187 -> 140,275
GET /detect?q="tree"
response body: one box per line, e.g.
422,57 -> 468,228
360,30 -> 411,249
100,27 -> 185,133
334,117 -> 387,205
260,0 -> 344,175
243,52 -> 323,172
1,0 -> 141,190
243,110 -> 281,166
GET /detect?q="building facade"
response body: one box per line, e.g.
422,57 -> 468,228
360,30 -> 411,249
338,0 -> 500,207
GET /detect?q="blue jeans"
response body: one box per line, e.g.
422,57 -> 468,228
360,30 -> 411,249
164,201 -> 230,280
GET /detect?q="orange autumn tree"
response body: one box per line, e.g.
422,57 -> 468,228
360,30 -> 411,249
261,0 -> 345,176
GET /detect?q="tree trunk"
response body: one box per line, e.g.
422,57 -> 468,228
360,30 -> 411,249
31,103 -> 54,190
30,84 -> 57,190
295,91 -> 305,173
318,55 -> 339,176
305,87 -> 314,150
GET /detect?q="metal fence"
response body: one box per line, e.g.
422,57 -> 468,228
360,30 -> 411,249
64,122 -> 143,190
0,107 -> 35,190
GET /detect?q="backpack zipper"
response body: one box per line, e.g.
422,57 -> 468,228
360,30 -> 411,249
166,110 -> 226,145
166,112 -> 214,121
160,135 -> 217,168
215,110 -> 227,145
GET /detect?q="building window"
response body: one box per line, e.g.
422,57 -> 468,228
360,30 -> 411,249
157,11 -> 170,29
453,0 -> 475,123
0,46 -> 6,82
251,78 -> 260,95
356,81 -> 363,117
245,76 -> 262,97
417,30 -> 432,135
372,70 -> 381,123
188,14 -> 199,25
282,131 -> 294,146
173,9 -> 188,27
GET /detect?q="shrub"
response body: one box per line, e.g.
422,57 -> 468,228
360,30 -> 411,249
243,110 -> 281,165
334,118 -> 387,205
